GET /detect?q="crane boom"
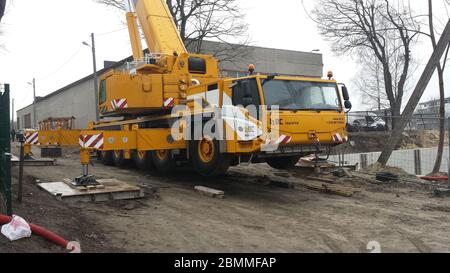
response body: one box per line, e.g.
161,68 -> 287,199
132,0 -> 187,55
126,12 -> 144,61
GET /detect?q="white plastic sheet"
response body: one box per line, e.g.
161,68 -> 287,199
1,215 -> 32,241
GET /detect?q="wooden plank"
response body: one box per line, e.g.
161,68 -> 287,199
11,155 -> 56,166
194,186 -> 224,198
306,176 -> 337,184
352,172 -> 383,184
303,183 -> 354,197
342,168 -> 353,178
267,175 -> 356,197
38,178 -> 144,202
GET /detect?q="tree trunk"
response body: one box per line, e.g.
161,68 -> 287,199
390,100 -> 401,130
432,66 -> 445,173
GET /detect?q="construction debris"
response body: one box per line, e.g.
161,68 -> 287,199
298,154 -> 336,170
306,176 -> 337,184
433,188 -> 450,197
303,182 -> 355,197
351,172 -> 383,184
266,175 -> 357,197
375,172 -> 399,183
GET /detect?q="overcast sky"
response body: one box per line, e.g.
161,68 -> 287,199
0,0 -> 449,115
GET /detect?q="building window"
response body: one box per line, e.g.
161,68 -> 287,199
24,114 -> 31,128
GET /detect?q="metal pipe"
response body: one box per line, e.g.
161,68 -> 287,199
91,33 -> 100,122
17,137 -> 24,202
448,117 -> 450,188
32,78 -> 36,129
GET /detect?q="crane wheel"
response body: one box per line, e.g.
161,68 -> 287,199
133,150 -> 153,170
112,150 -> 130,168
190,137 -> 230,177
266,156 -> 301,170
100,151 -> 114,166
150,149 -> 175,174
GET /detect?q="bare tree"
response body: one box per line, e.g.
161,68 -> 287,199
427,0 -> 450,174
311,0 -> 420,127
354,55 -> 390,111
354,47 -> 416,113
94,0 -> 250,63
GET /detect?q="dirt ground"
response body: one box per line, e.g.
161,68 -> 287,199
2,144 -> 450,253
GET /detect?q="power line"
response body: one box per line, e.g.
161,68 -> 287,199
34,26 -> 128,83
36,27 -> 127,82
96,27 -> 127,37
36,43 -> 85,81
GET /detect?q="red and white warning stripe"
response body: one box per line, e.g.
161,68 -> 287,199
111,98 -> 128,111
79,133 -> 104,149
276,135 -> 292,145
25,132 -> 39,144
332,133 -> 343,142
163,97 -> 175,108
265,134 -> 292,146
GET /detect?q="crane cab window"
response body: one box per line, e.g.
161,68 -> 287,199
99,80 -> 107,105
188,57 -> 207,74
232,78 -> 261,118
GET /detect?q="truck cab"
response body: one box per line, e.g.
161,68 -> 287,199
184,74 -> 351,173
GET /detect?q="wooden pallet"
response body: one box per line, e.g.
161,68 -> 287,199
38,178 -> 144,202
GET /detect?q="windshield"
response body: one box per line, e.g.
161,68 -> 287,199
262,79 -> 341,111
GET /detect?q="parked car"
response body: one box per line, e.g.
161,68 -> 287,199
347,112 -> 386,132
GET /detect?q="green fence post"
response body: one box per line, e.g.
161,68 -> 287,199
0,84 -> 12,216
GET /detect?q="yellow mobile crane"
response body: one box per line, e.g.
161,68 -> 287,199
76,0 -> 351,180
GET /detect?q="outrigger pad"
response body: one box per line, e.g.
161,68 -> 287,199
72,175 -> 100,187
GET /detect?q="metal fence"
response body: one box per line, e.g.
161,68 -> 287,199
329,113 -> 450,176
0,84 -> 12,215
330,146 -> 449,176
347,111 -> 449,132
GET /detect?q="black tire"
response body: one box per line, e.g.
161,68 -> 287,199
190,138 -> 230,177
101,151 -> 114,166
133,150 -> 153,170
112,150 -> 130,168
96,150 -> 103,161
150,150 -> 175,174
266,156 -> 301,170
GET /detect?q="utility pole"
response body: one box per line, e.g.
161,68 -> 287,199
32,78 -> 36,129
91,33 -> 100,121
378,19 -> 450,165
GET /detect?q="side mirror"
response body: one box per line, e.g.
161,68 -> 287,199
344,100 -> 352,110
342,86 -> 350,101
